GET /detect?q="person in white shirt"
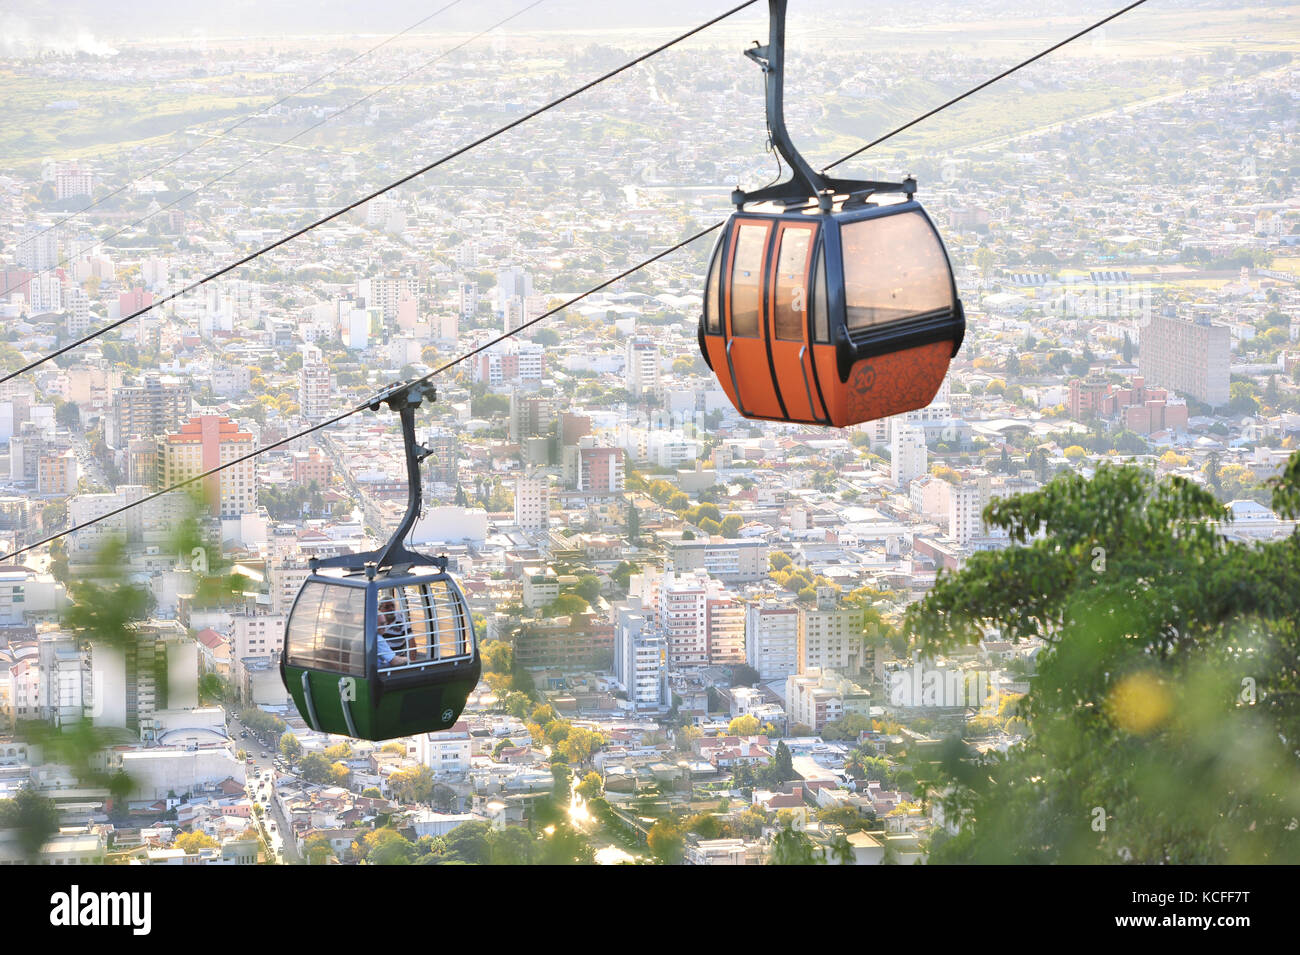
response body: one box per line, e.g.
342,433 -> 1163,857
377,595 -> 411,667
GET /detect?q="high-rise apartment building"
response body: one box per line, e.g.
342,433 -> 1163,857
426,429 -> 458,484
615,603 -> 668,710
160,415 -> 256,518
514,472 -> 550,531
745,601 -> 799,681
473,342 -> 544,387
27,272 -> 62,314
509,392 -> 553,445
358,272 -> 419,322
656,570 -> 711,667
37,449 -> 78,496
15,224 -> 59,271
119,287 -> 154,317
890,422 -> 928,487
706,590 -> 746,666
89,621 -> 195,741
797,587 -> 865,674
569,446 -> 624,493
625,337 -> 660,398
947,481 -> 985,546
53,161 -> 94,200
298,344 -> 333,422
497,266 -> 533,301
65,287 -> 91,336
459,281 -> 478,320
1139,312 -> 1230,406
110,374 -> 190,450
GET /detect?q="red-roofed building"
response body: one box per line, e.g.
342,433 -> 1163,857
196,628 -> 232,678
160,415 -> 255,518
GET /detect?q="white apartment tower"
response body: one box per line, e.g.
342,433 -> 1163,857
656,570 -> 711,667
625,337 -> 660,398
459,281 -> 479,320
27,273 -> 62,314
497,266 -> 533,301
947,480 -> 985,545
514,472 -> 550,531
797,587 -> 865,674
66,287 -> 92,337
299,344 -> 332,422
745,601 -> 800,681
16,224 -> 60,271
890,422 -> 928,488
615,603 -> 668,710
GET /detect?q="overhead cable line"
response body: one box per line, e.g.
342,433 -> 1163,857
0,0 -> 1148,562
12,0 -> 470,258
0,226 -> 720,564
823,0 -> 1150,171
1,0 -> 547,302
0,0 -> 759,385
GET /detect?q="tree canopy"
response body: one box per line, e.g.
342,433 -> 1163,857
910,453 -> 1300,863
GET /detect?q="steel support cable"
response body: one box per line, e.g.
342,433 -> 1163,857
0,226 -> 719,563
1,0 -> 545,302
1,0 -> 1150,563
10,0 -> 471,258
823,0 -> 1150,171
0,0 -> 759,384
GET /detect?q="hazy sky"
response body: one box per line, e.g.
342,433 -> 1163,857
4,1 -> 1257,49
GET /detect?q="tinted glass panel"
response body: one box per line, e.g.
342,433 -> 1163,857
730,224 -> 767,338
812,249 -> 829,343
841,211 -> 954,332
704,239 -> 722,334
429,579 -> 473,660
773,228 -> 813,342
377,578 -> 473,673
286,582 -> 365,676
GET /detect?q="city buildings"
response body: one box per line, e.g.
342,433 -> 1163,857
614,603 -> 668,711
0,25 -> 1295,869
625,337 -> 660,398
298,345 -> 333,422
1140,312 -> 1231,406
159,415 -> 256,518
745,602 -> 799,681
110,374 -> 190,450
668,537 -> 768,584
514,472 -> 550,531
797,588 -> 865,674
785,668 -> 871,733
890,423 -> 928,487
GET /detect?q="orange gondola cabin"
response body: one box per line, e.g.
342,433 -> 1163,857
699,195 -> 964,427
700,0 -> 964,428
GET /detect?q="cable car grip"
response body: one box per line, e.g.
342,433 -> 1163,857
735,1 -> 916,213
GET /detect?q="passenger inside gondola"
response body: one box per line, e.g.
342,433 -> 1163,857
377,595 -> 411,668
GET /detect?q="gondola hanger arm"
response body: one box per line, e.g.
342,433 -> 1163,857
734,0 -> 914,212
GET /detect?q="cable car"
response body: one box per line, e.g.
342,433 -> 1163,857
280,381 -> 480,741
699,0 -> 964,428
